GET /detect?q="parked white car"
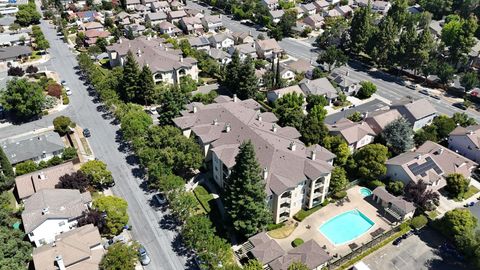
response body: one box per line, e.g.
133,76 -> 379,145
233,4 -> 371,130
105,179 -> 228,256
65,87 -> 72,96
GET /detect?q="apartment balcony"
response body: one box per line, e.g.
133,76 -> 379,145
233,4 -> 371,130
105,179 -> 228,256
314,182 -> 324,189
280,197 -> 291,204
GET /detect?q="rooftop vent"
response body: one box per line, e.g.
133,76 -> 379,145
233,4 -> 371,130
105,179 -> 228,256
42,207 -> 49,215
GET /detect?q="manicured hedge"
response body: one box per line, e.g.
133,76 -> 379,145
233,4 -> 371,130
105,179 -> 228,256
292,238 -> 304,247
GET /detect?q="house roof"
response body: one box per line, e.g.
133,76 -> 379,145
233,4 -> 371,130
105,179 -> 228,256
232,43 -> 256,54
327,118 -> 375,145
158,21 -> 179,30
255,38 -> 283,52
22,189 -> 91,233
364,109 -> 402,135
83,22 -> 103,30
372,186 -> 416,214
0,33 -> 29,45
1,130 -> 64,164
208,48 -> 229,60
146,11 -> 167,21
32,224 -> 103,270
107,36 -> 197,73
181,16 -> 202,26
386,141 -> 477,185
0,45 -> 32,61
15,162 -> 75,200
269,240 -> 331,270
299,78 -> 338,99
269,9 -> 284,19
84,29 -> 110,39
168,10 -> 187,19
392,98 -> 437,121
188,36 -> 210,47
173,98 -> 335,196
328,71 -> 359,88
248,232 -> 285,264
203,14 -> 222,23
269,85 -> 305,98
285,59 -> 312,73
208,33 -> 233,43
449,125 -> 480,148
301,3 -> 316,11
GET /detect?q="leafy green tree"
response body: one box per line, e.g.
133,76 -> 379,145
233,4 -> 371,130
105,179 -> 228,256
367,16 -> 397,67
0,227 -> 32,268
237,56 -> 258,100
15,3 -> 41,26
351,144 -> 389,180
270,9 -> 297,40
169,191 -> 196,222
349,4 -> 375,54
62,147 -> 77,160
179,75 -> 197,93
445,173 -> 470,199
93,196 -> 129,236
138,65 -> 156,105
273,92 -> 305,130
386,180 -> 404,195
432,115 -> 456,139
387,0 -> 409,28
120,108 -> 153,141
419,0 -> 453,19
80,160 -> 114,188
315,17 -> 348,49
316,46 -> 348,72
414,125 -> 438,146
96,37 -> 108,51
120,50 -> 140,102
224,141 -> 272,237
0,147 -> 14,179
288,262 -> 310,270
440,208 -> 477,236
322,135 -> 350,165
306,95 -> 328,112
347,111 -> 363,122
357,81 -> 377,99
460,71 -> 479,93
300,105 -> 328,145
36,38 -> 50,51
100,242 -> 138,270
410,215 -> 428,229
0,78 -> 46,121
330,166 -> 348,193
53,116 -> 76,135
223,50 -> 241,93
156,87 -> 188,126
15,160 -> 38,176
311,67 -> 326,80
452,112 -> 477,127
380,117 -> 414,155
405,180 -> 440,211
441,15 -> 478,65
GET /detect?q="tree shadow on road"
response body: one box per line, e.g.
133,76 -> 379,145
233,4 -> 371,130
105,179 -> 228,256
159,213 -> 180,232
171,234 -> 191,257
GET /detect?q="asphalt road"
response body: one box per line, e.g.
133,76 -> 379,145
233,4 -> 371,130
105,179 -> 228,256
0,6 -> 191,270
324,99 -> 389,124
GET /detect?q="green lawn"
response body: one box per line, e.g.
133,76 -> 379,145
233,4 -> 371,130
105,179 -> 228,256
29,51 -> 41,60
427,210 -> 439,220
333,100 -> 352,110
453,186 -> 480,202
293,199 -> 330,221
6,190 -> 16,209
193,185 -> 214,214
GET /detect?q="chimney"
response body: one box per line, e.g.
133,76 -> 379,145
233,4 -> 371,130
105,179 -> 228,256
55,255 -> 66,270
119,38 -> 122,44
346,70 -> 350,76
306,79 -> 310,84
38,172 -> 46,180
438,148 -> 444,155
311,150 -> 316,161
257,112 -> 262,122
225,123 -> 231,133
364,112 -> 368,118
263,167 -> 268,180
137,49 -> 141,57
213,118 -> 218,125
193,105 -> 198,113
416,154 -> 422,160
42,207 -> 49,215
289,141 -> 296,151
272,123 -> 277,133
179,56 -> 183,62
233,94 -> 238,102
249,30 -> 252,36
468,130 -> 474,135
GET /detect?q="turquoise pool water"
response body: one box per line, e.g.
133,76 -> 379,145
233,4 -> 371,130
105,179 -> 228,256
360,187 -> 372,197
319,209 -> 375,245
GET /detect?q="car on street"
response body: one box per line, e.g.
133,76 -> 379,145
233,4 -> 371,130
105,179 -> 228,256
406,84 -> 417,90
138,246 -> 151,265
153,193 -> 166,205
61,80 -> 66,86
83,128 -> 91,137
65,87 -> 72,96
393,237 -> 402,246
419,89 -> 429,96
103,235 -> 127,249
453,102 -> 467,110
258,27 -> 269,32
430,94 -> 441,100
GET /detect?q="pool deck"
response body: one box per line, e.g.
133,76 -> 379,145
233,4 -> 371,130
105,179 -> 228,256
274,186 -> 392,256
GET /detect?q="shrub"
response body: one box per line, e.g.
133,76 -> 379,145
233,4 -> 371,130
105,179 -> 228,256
15,160 -> 38,175
292,238 -> 304,247
411,215 -> 428,229
387,181 -> 405,196
321,198 -> 330,207
42,95 -> 58,110
62,93 -> 70,104
47,83 -> 62,98
333,190 -> 347,200
47,156 -> 63,166
26,65 -> 39,74
267,223 -> 285,231
368,180 -> 385,190
7,66 -> 24,77
53,115 -> 76,135
62,147 -> 77,160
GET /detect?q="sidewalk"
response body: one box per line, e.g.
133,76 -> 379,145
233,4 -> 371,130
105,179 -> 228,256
71,126 -> 95,162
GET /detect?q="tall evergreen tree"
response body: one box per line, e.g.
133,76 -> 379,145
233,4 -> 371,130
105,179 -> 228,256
237,56 -> 258,100
300,105 -> 328,145
367,16 -> 398,67
120,51 -> 140,102
138,65 -> 156,105
223,50 -> 241,94
349,3 -> 374,54
275,57 -> 281,89
224,141 -> 272,237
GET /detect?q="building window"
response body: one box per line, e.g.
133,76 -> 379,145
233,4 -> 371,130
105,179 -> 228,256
59,221 -> 65,226
39,239 -> 46,245
29,232 -> 34,237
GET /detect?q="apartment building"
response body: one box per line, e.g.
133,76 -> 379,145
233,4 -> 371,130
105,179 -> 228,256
173,96 -> 335,223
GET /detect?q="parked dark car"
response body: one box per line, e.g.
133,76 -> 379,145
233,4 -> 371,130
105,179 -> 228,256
393,237 -> 402,246
83,128 -> 91,137
453,102 -> 467,110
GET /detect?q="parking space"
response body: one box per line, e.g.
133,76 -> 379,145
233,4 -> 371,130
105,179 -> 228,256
363,228 -> 474,270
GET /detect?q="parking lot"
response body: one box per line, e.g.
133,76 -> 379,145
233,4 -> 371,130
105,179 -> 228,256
362,228 -> 475,270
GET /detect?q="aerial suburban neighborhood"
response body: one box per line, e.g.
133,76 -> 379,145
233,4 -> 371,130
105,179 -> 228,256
1,0 -> 480,270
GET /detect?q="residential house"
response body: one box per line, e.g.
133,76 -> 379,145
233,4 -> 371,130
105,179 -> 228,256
188,36 -> 211,51
328,71 -> 360,96
208,33 -> 234,49
22,189 -> 92,247
267,85 -> 306,103
84,29 -> 110,46
269,9 -> 284,24
303,14 -> 324,30
299,78 -> 338,104
333,5 -> 353,17
278,64 -> 296,82
179,16 -> 204,34
202,15 -> 223,32
295,6 -> 305,19
32,224 -> 104,270
448,125 -> 480,162
245,233 -> 285,267
75,10 -> 99,22
15,162 -> 75,201
364,109 -> 402,135
107,36 -> 198,85
429,20 -> 443,39
372,0 -> 391,14
255,38 -> 284,59
232,31 -> 254,44
134,4 -> 149,14
391,99 -> 437,131
158,21 -> 182,36
208,48 -> 231,64
82,21 -> 104,31
255,68 -> 267,86
0,45 -> 32,62
141,0 -> 156,5
0,33 -> 30,47
261,0 -> 279,10
301,3 -> 317,16
372,186 -> 416,221
228,43 -> 257,60
126,0 -> 140,9
167,10 -> 187,23
170,0 -> 185,11
385,141 -> 478,190
286,59 -> 313,75
326,118 -> 376,152
151,1 -> 170,12
173,98 -> 335,223
313,0 -> 330,13
125,23 -> 145,36
146,11 -> 167,25
185,8 -> 204,18
0,131 -> 64,166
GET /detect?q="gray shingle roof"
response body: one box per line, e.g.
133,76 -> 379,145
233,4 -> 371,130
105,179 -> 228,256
372,186 -> 415,214
1,131 -> 64,164
392,98 -> 436,122
269,240 -> 331,270
0,45 -> 32,61
300,78 -> 338,99
146,11 -> 167,21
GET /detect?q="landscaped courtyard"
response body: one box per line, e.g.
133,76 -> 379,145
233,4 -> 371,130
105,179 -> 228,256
273,186 -> 393,257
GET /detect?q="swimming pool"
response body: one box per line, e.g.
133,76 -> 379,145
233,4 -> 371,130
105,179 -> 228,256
360,187 -> 372,197
319,209 -> 375,245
